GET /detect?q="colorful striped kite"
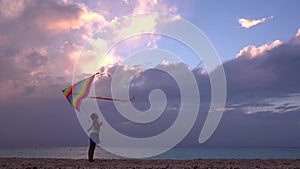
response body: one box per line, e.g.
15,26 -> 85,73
62,74 -> 96,110
62,73 -> 134,111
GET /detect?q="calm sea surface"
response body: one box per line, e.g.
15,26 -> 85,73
0,147 -> 299,159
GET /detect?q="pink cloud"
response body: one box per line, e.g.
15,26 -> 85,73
236,39 -> 282,58
0,0 -> 26,20
0,0 -> 180,101
290,28 -> 300,45
133,0 -> 158,14
296,28 -> 300,37
237,16 -> 273,28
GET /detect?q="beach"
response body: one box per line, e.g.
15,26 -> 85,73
1,158 -> 300,169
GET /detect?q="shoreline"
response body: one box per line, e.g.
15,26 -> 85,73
1,158 -> 300,169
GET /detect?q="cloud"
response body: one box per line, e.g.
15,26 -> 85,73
1,27 -> 300,146
133,0 -> 158,14
296,28 -> 300,37
236,39 -> 282,58
77,12 -> 180,76
78,0 -> 179,59
290,28 -> 300,45
92,34 -> 300,146
0,0 -> 26,20
237,16 -> 273,28
239,94 -> 300,115
0,0 -> 184,147
130,0 -> 177,15
224,28 -> 300,115
0,0 -> 86,100
0,0 -> 181,103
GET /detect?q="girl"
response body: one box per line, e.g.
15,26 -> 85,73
87,113 -> 102,162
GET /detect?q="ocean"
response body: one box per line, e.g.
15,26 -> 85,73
1,147 -> 300,159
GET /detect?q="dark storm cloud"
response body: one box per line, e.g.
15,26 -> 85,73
195,108 -> 300,148
223,43 -> 300,102
93,30 -> 300,145
108,30 -> 300,147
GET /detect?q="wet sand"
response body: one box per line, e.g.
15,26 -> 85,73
0,158 -> 300,169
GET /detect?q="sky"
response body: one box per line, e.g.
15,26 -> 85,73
0,0 -> 300,148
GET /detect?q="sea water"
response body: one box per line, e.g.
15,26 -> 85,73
0,147 -> 300,159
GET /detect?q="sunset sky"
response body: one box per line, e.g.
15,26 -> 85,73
0,0 -> 300,148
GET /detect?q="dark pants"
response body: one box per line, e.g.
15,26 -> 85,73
88,142 -> 96,162
88,133 -> 99,162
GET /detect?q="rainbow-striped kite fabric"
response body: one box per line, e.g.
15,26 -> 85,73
62,74 -> 95,111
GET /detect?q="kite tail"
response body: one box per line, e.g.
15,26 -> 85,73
89,95 -> 135,102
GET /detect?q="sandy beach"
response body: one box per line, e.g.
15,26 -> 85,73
0,158 -> 299,169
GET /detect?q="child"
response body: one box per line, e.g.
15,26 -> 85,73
87,113 -> 102,162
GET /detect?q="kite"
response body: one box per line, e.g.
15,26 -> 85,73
62,72 -> 133,111
62,74 -> 96,110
